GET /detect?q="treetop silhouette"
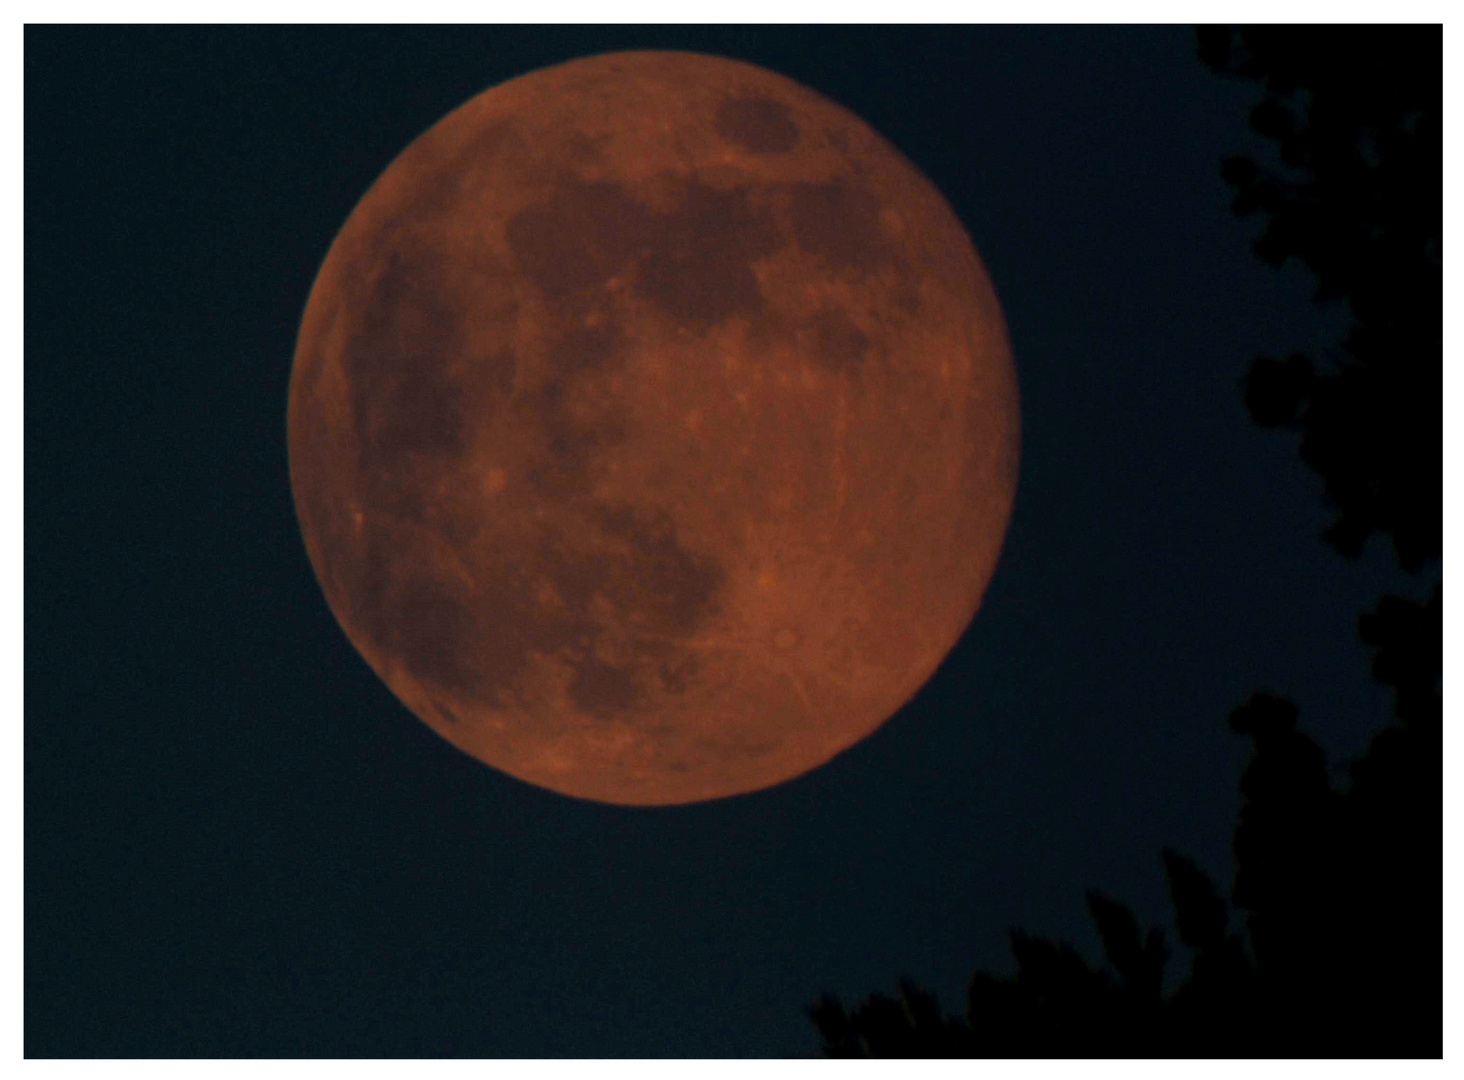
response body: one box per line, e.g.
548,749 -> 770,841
808,25 -> 1441,1059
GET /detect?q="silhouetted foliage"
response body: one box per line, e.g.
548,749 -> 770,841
1199,24 -> 1441,571
808,25 -> 1440,1058
808,980 -> 970,1058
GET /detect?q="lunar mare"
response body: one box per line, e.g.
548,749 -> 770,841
287,51 -> 1019,805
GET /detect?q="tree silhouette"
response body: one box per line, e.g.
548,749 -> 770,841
1205,25 -> 1441,573
808,25 -> 1440,1059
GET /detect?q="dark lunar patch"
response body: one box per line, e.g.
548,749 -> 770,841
353,516 -> 385,593
340,172 -> 734,718
523,381 -> 626,496
380,569 -> 480,699
656,651 -> 701,695
567,657 -> 643,717
346,246 -> 466,478
433,698 -> 460,726
715,96 -> 801,154
371,363 -> 465,460
536,533 -> 605,616
467,571 -> 566,707
550,322 -> 620,376
520,317 -> 629,497
509,174 -> 784,330
529,502 -> 727,718
788,179 -> 892,275
506,179 -> 655,299
593,504 -> 725,634
475,347 -> 519,400
353,525 -> 541,707
432,501 -> 484,551
894,272 -> 925,317
808,307 -> 871,375
348,497 -> 725,719
635,180 -> 781,327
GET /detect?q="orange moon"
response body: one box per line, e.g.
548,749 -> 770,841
287,51 -> 1019,805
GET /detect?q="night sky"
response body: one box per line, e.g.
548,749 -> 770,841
26,25 -> 1417,1057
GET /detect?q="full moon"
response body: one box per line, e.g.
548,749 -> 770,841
287,51 -> 1019,805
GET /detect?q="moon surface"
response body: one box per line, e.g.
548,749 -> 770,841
287,51 -> 1019,805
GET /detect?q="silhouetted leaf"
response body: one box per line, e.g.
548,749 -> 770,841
1226,691 -> 1298,737
1243,353 -> 1314,427
1162,849 -> 1227,951
1086,892 -> 1143,988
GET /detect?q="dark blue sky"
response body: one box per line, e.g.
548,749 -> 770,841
26,25 -> 1417,1057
